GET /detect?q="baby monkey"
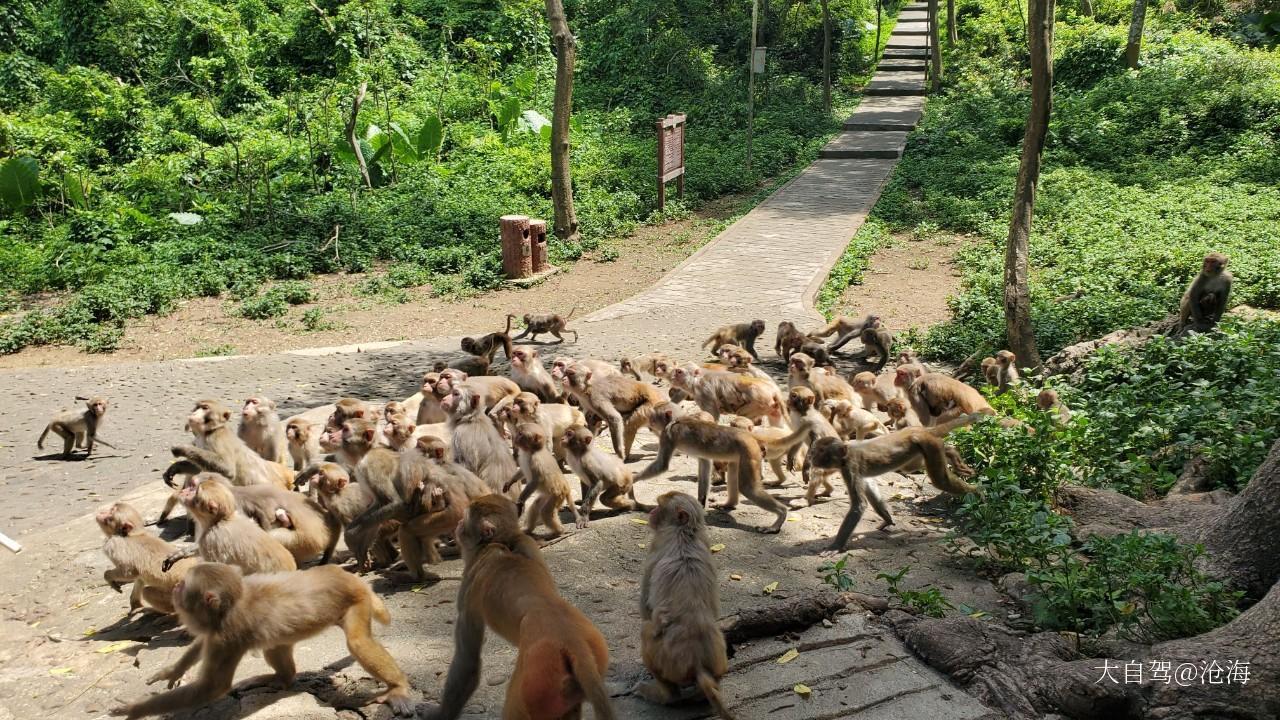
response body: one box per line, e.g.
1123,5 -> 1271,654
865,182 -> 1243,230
504,423 -> 584,536
38,396 -> 113,458
510,307 -> 579,343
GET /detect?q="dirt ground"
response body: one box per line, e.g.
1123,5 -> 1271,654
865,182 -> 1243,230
0,194 -> 749,370
827,231 -> 969,333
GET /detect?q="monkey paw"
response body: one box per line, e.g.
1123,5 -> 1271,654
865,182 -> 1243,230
575,517 -> 589,530
713,502 -> 738,511
146,667 -> 183,688
373,690 -> 415,716
108,705 -> 131,717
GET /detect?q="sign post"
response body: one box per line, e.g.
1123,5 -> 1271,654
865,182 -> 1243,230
656,113 -> 686,211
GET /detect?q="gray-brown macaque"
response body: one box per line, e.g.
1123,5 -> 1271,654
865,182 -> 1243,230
38,396 -> 113,458
564,425 -> 640,519
788,353 -> 858,405
1037,389 -> 1072,424
460,315 -> 514,362
851,370 -> 898,411
774,320 -> 812,362
434,355 -> 491,377
165,400 -> 294,490
717,344 -> 772,380
434,369 -> 520,415
786,387 -> 842,505
561,363 -> 666,461
305,462 -> 397,571
636,402 -> 789,533
509,346 -> 561,401
98,502 -> 198,615
702,319 -> 765,360
797,339 -> 835,368
635,491 -> 734,719
1177,252 -> 1232,336
162,473 -> 297,574
813,313 -> 879,353
442,383 -> 520,496
284,418 -> 322,473
504,423 -> 583,536
490,391 -> 584,467
238,396 -> 288,464
894,363 -> 995,426
510,307 -> 579,343
859,321 -> 894,371
991,350 -> 1020,394
393,436 -> 490,580
619,352 -> 674,382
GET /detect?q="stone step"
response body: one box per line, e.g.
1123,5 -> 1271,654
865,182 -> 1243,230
894,29 -> 931,35
843,94 -> 926,131
878,61 -> 928,71
886,35 -> 930,48
819,130 -> 909,159
865,70 -> 926,96
884,47 -> 931,58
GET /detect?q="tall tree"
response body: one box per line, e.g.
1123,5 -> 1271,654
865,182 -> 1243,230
947,0 -> 958,44
546,0 -> 580,242
928,0 -> 943,92
1003,0 -> 1055,368
1125,0 -> 1148,69
874,0 -> 883,60
1079,0 -> 1093,16
821,0 -> 832,111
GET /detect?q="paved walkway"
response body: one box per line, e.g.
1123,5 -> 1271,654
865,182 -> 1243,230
0,7 -> 1005,720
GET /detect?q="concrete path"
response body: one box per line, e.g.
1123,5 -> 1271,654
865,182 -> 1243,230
0,6 -> 1004,719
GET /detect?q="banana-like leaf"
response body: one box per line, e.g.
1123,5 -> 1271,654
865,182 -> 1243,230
417,116 -> 444,160
0,157 -> 40,211
497,97 -> 522,139
388,122 -> 419,163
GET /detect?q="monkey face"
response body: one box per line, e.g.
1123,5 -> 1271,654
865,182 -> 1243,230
996,350 -> 1015,367
1204,254 -> 1228,274
789,354 -> 813,374
88,397 -> 109,416
341,419 -> 378,450
852,372 -> 875,391
562,365 -> 591,391
1036,389 -> 1058,410
511,349 -> 530,369
421,372 -> 441,395
315,466 -> 349,495
383,419 -> 415,444
788,387 -> 816,413
443,387 -> 477,416
187,400 -> 229,434
894,365 -> 920,388
513,423 -> 546,451
886,399 -> 909,421
415,435 -> 448,460
513,394 -> 539,418
241,397 -> 270,421
564,426 -> 594,454
653,360 -> 671,377
750,319 -> 765,334
551,358 -> 571,380
285,420 -> 306,443
96,503 -> 137,537
646,403 -> 681,434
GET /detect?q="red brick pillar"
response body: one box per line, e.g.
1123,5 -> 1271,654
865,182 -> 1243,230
500,215 -> 532,279
529,218 -> 549,273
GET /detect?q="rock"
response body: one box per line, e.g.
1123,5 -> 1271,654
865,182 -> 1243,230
238,691 -> 340,719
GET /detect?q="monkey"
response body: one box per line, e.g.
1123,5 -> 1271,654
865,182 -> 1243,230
717,343 -> 773,380
235,396 -> 288,464
702,319 -> 766,360
636,402 -> 790,533
328,397 -> 374,430
419,495 -> 614,720
807,416 -> 981,552
670,363 -> 787,427
162,474 -> 296,574
561,362 -> 667,460
851,370 -> 898,411
992,350 -> 1020,394
503,423 -> 584,536
510,307 -> 579,343
564,425 -> 641,518
233,483 -> 334,565
774,320 -> 812,362
895,363 -> 995,426
37,396 -> 113,458
813,313 -> 879,353
885,397 -> 921,429
433,355 -> 492,377
1177,252 -> 1232,336
391,435 -> 491,580
635,491 -> 734,718
434,369 -> 520,414
859,322 -> 894,371
552,355 -> 619,382
822,398 -> 888,440
508,346 -> 561,402
302,462 -> 397,571
380,414 -> 417,450
787,387 -> 843,505
619,352 -> 675,382
383,400 -> 407,422
164,400 -> 294,490
723,418 -> 794,487
283,418 -> 323,473
109,562 -> 413,718
896,348 -> 920,366
1037,388 -> 1072,424
797,339 -> 835,368
788,352 -> 858,406
97,502 -> 198,615
980,357 -> 999,387
461,315 -> 514,361
490,392 -> 584,466
442,383 -> 520,495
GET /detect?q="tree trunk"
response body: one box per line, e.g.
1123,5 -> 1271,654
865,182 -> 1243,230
345,81 -> 372,189
821,0 -> 832,112
1125,0 -> 1147,69
1192,438 -> 1280,599
874,0 -> 883,61
947,0 -> 958,44
928,0 -> 943,92
1002,0 -> 1052,368
545,0 -> 581,243
1079,0 -> 1093,16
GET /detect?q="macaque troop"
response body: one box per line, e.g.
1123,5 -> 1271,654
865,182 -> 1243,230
68,256 -> 1224,717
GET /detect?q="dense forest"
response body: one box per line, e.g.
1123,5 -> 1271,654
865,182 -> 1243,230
0,0 -> 892,353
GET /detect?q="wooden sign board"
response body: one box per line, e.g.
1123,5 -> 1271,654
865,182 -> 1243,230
656,113 -> 686,210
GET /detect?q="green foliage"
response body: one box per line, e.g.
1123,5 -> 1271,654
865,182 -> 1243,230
237,292 -> 288,320
195,344 -> 236,357
300,307 -> 336,332
876,566 -> 954,617
818,553 -> 857,591
817,217 -> 890,317
0,157 -> 40,211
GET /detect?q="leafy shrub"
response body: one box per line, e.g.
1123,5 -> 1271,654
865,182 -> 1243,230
237,292 -> 288,320
274,281 -> 314,305
877,566 -> 954,617
300,308 -> 336,332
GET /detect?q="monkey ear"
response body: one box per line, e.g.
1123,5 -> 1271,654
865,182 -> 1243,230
222,410 -> 232,421
676,509 -> 690,525
203,591 -> 221,611
479,519 -> 496,540
363,427 -> 376,442
120,521 -> 134,535
584,369 -> 593,382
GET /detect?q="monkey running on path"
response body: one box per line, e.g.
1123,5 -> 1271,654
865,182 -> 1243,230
510,307 -> 578,343
38,396 -> 114,458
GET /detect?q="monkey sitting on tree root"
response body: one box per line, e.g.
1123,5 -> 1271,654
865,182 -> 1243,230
1175,251 -> 1232,337
109,563 -> 413,718
37,396 -> 114,459
420,495 -> 615,720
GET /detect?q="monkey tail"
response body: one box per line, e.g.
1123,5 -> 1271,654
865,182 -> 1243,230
37,424 -> 50,449
504,313 -> 514,334
925,413 -> 983,438
565,305 -> 578,321
696,667 -> 735,720
564,647 -> 615,720
369,592 -> 392,625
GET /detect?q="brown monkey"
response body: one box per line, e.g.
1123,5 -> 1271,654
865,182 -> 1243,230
717,343 -> 772,380
807,416 -> 981,552
162,474 -> 296,574
851,370 -> 898,411
233,483 -> 333,565
895,363 -> 995,425
859,322 -> 894,371
774,320 -> 812,362
636,403 -> 789,533
565,425 -> 640,517
896,348 -> 920,366
619,352 -> 675,382
391,436 -> 490,580
38,396 -> 113,458
328,397 -> 373,429
420,496 -> 614,720
561,363 -> 666,460
379,414 -> 417,450
304,462 -> 397,570
284,418 -> 322,472
508,346 -> 561,401
98,502 -> 197,615
510,307 -> 579,343
504,423 -> 583,536
702,319 -> 766,360
980,357 -> 999,387
797,339 -> 835,368
461,316 -> 514,361
237,396 -> 288,464
435,369 -> 520,413
109,563 -> 413,718
822,398 -> 887,440
434,355 -> 492,377
1177,252 -> 1232,335
787,387 -> 843,505
670,363 -> 786,427
992,350 -> 1020,394
814,313 -> 879,353
729,419 -> 795,487
1037,388 -> 1072,424
165,400 -> 293,490
491,392 -> 584,466
788,352 -> 858,405
442,383 -> 519,495
552,356 -> 619,382
885,397 -> 920,429
635,492 -> 734,719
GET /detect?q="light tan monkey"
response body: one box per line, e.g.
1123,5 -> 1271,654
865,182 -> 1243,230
670,363 -> 786,427
702,319 -> 765,360
1177,251 -> 1232,336
565,425 -> 640,518
553,356 -> 619,382
504,423 -> 583,536
442,383 -> 519,495
859,321 -> 894,371
283,418 -> 323,472
98,502 -> 197,615
413,371 -> 448,424
561,362 -> 666,460
788,352 -> 858,405
635,492 -> 734,719
232,483 -> 333,565
162,474 -> 296,574
237,396 -> 288,464
391,436 -> 490,580
38,396 -> 113,458
510,307 -> 579,343
508,346 -> 561,402
822,398 -> 887,440
379,414 -> 417,450
786,387 -> 843,505
435,355 -> 493,377
992,350 -> 1020,394
637,403 -> 789,533
435,369 -> 520,414
717,343 -> 772,380
419,496 -> 614,720
885,397 -> 921,429
328,397 -> 374,429
619,352 -> 675,381
727,418 -> 795,487
491,392 -> 584,466
1037,388 -> 1072,424
980,357 -> 999,387
851,370 -> 898,411
109,563 -> 413,718
896,363 -> 995,425
774,320 -> 812,362
303,462 -> 397,571
896,348 -> 920,366
166,400 -> 294,490
461,316 -> 514,362
813,313 -> 879,353
807,416 -> 981,552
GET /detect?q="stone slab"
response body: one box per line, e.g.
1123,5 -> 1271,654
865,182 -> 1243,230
843,95 -> 926,131
866,70 -> 926,96
884,47 -> 931,59
886,34 -> 930,48
819,131 -> 909,159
